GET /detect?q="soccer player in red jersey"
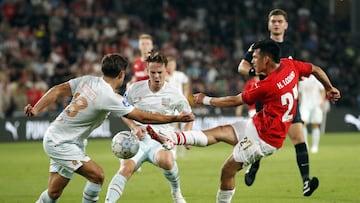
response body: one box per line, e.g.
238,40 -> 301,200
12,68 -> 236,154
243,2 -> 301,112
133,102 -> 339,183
238,9 -> 318,196
131,34 -> 154,83
147,39 -> 340,202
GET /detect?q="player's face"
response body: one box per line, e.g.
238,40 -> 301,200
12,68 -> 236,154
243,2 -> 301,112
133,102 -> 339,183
166,60 -> 176,74
251,49 -> 266,74
138,39 -> 153,56
268,15 -> 288,37
148,62 -> 166,91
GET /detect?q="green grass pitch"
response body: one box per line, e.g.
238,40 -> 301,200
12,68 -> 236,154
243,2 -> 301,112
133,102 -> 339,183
0,132 -> 359,203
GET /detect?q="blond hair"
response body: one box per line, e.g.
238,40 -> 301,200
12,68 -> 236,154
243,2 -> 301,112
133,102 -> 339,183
139,34 -> 153,41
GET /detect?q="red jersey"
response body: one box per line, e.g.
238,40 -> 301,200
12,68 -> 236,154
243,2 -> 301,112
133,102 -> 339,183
132,57 -> 149,82
242,58 -> 312,148
243,77 -> 257,111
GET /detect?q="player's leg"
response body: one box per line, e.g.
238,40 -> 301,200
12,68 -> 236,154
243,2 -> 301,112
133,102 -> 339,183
219,118 -> 277,203
36,172 -> 69,203
288,122 -> 319,196
310,107 -> 323,153
37,141 -> 92,203
310,123 -> 320,153
155,148 -> 186,203
216,155 -> 241,203
76,160 -> 104,203
105,145 -> 146,203
146,124 -> 238,149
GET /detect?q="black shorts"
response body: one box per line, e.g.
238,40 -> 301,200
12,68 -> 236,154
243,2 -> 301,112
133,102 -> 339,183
292,103 -> 303,123
255,101 -> 303,124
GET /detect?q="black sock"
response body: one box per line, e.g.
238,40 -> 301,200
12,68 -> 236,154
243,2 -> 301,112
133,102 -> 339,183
295,143 -> 309,182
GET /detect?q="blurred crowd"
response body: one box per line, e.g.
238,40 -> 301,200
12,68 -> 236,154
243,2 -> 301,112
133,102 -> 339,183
0,0 -> 359,118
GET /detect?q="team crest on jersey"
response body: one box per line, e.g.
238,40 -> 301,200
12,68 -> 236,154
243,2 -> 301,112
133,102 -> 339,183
162,97 -> 170,107
122,98 -> 131,107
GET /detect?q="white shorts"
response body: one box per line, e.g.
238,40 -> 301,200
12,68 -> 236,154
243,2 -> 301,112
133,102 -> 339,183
231,119 -> 277,168
300,105 -> 323,124
44,138 -> 91,179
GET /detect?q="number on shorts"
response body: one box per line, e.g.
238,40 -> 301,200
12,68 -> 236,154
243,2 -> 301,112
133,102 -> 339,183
239,136 -> 253,150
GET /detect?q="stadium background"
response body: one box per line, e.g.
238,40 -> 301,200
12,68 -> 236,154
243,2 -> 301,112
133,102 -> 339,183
0,1 -> 360,203
0,0 -> 359,142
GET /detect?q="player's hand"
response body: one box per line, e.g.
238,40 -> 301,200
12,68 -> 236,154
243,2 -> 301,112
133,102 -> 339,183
131,125 -> 146,140
326,87 -> 341,103
193,93 -> 206,105
176,112 -> 195,122
24,104 -> 35,117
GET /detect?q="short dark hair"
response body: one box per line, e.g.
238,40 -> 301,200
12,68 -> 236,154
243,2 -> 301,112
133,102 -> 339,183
101,54 -> 129,78
268,9 -> 288,22
252,39 -> 281,63
145,50 -> 168,67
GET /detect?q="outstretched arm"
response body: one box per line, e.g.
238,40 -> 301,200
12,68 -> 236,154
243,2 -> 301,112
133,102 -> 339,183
311,65 -> 341,103
125,108 -> 194,124
24,82 -> 72,116
193,93 -> 244,108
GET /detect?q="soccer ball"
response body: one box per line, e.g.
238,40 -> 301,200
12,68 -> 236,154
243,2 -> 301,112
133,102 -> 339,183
111,131 -> 140,159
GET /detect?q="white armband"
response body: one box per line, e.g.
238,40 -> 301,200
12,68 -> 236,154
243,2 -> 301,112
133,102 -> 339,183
203,96 -> 212,105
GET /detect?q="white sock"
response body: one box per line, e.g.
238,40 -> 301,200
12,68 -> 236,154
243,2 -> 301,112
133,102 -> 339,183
303,126 -> 309,148
312,127 -> 320,149
105,174 -> 127,203
82,181 -> 102,203
36,189 -> 58,203
177,130 -> 208,146
163,162 -> 181,193
216,189 -> 235,203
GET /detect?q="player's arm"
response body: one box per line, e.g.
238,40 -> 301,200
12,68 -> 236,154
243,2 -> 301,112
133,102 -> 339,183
125,108 -> 195,124
24,82 -> 72,116
182,82 -> 191,99
183,121 -> 194,131
238,44 -> 257,76
193,92 -> 244,108
121,117 -> 146,140
311,65 -> 341,103
238,59 -> 252,75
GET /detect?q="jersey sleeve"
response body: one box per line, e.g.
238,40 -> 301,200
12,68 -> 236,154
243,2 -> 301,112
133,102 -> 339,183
292,60 -> 312,78
181,72 -> 189,84
68,76 -> 86,95
241,82 -> 266,106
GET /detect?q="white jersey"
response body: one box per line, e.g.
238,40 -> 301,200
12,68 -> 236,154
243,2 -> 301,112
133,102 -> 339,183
299,75 -> 324,107
167,71 -> 189,93
299,75 -> 325,123
46,75 -> 135,145
125,80 -> 191,131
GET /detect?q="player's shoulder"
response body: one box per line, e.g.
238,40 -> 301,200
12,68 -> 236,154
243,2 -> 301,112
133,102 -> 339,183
132,80 -> 148,87
128,80 -> 147,92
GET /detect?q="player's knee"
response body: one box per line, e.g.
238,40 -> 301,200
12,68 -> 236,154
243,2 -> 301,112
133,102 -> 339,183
288,125 -> 305,144
48,189 -> 62,200
161,159 -> 174,170
220,164 -> 238,177
156,150 -> 174,170
91,169 -> 105,184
